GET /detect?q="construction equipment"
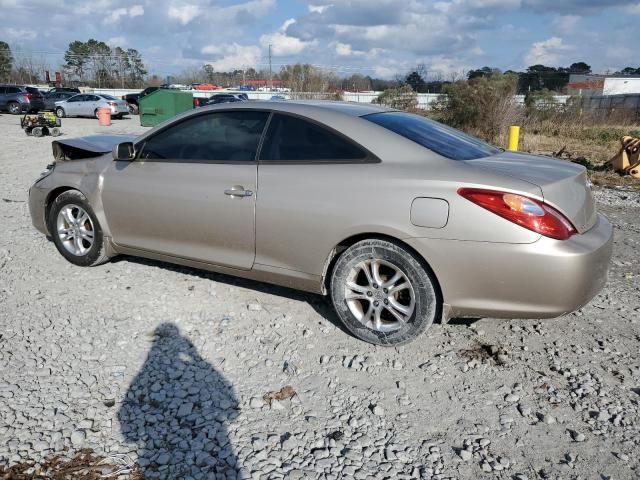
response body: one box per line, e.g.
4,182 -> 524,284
611,135 -> 640,178
20,112 -> 62,137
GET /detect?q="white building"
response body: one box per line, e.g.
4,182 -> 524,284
568,74 -> 640,96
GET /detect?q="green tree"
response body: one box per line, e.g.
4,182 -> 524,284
404,71 -> 427,93
125,48 -> 146,87
0,41 -> 13,81
467,66 -> 500,80
568,62 -> 591,74
64,40 -> 90,81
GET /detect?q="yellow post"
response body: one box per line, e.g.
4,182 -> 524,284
507,125 -> 520,152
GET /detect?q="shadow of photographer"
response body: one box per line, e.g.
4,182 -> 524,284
118,323 -> 239,479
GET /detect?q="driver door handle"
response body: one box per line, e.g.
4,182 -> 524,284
224,186 -> 253,198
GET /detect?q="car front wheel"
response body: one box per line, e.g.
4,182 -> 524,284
330,239 -> 440,346
55,107 -> 65,118
49,190 -> 110,267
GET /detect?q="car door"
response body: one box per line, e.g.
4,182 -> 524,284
0,87 -> 6,110
64,94 -> 83,116
101,109 -> 270,270
77,94 -> 96,116
255,113 -> 374,276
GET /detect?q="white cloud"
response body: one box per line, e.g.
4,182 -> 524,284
105,5 -> 144,24
259,19 -> 316,55
525,36 -> 571,66
4,28 -> 37,40
168,3 -> 201,25
201,43 -> 262,70
309,4 -> 331,13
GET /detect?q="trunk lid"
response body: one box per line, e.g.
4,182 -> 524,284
465,152 -> 596,234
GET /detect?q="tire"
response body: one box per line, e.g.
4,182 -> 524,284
128,103 -> 139,115
8,102 -> 21,114
50,127 -> 61,137
32,127 -> 43,137
48,190 -> 110,267
330,239 -> 440,346
55,107 -> 65,118
94,109 -> 99,119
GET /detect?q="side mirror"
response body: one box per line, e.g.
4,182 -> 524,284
112,142 -> 135,161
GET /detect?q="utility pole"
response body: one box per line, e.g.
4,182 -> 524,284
268,44 -> 273,92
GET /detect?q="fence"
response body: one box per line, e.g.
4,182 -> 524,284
85,88 -> 639,115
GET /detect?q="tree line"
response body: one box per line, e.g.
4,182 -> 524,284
401,62 -> 640,95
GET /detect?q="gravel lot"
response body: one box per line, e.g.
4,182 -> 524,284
1,113 -> 639,479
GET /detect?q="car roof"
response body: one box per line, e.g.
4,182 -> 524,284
200,100 -> 394,117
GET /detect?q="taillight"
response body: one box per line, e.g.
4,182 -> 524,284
457,187 -> 577,240
26,93 -> 33,100
108,101 -> 117,107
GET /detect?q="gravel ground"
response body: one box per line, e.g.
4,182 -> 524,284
1,113 -> 639,479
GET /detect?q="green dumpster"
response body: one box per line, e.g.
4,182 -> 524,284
139,89 -> 193,127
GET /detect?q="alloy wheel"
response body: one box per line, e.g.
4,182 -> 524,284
56,204 -> 95,256
344,258 -> 416,332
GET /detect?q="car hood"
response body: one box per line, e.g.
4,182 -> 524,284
52,134 -> 137,161
465,152 -> 596,233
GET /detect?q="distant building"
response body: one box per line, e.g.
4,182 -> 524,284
568,74 -> 640,96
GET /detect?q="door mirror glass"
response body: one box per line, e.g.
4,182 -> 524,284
113,142 -> 135,161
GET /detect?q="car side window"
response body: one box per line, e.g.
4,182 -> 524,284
68,95 -> 82,102
260,114 -> 367,162
139,110 -> 270,162
0,87 -> 6,94
7,87 -> 20,94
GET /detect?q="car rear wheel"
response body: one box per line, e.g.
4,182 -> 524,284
330,239 -> 440,346
49,190 -> 110,267
55,107 -> 65,118
8,102 -> 21,114
128,103 -> 139,115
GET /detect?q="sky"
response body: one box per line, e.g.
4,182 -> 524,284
1,0 -> 640,79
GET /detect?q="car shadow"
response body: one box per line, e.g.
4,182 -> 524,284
118,323 -> 239,478
111,255 -> 354,337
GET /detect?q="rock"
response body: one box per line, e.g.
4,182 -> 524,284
247,303 -> 262,311
249,397 -> 265,409
371,405 -> 384,416
70,430 -> 85,446
518,404 -> 532,416
570,430 -> 586,442
459,449 -> 473,462
504,394 -> 520,403
176,402 -> 193,418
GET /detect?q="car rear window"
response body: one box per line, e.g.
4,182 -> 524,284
363,111 -> 500,161
101,94 -> 117,100
26,87 -> 42,95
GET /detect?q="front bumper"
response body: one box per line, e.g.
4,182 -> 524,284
406,213 -> 613,320
28,180 -> 49,235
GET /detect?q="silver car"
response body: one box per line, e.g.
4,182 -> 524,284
55,93 -> 129,119
28,101 -> 613,345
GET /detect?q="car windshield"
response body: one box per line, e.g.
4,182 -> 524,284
363,111 -> 501,161
100,94 -> 117,100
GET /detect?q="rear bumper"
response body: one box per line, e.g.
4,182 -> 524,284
406,213 -> 613,320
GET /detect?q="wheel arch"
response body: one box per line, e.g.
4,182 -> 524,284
321,232 -> 443,309
44,186 -> 84,229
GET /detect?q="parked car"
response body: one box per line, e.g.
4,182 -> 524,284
54,94 -> 129,119
47,87 -> 81,95
43,91 -> 77,111
198,93 -> 247,106
122,87 -> 162,114
0,85 -> 45,114
28,101 -> 612,346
